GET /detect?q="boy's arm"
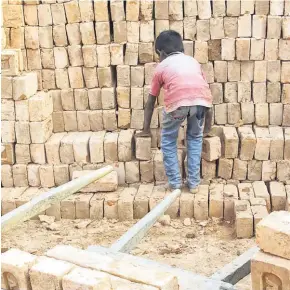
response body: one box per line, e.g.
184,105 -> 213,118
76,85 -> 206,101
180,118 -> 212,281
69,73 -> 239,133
135,94 -> 157,137
203,107 -> 213,136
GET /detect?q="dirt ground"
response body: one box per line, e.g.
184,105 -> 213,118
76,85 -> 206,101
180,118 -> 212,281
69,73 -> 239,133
2,217 -> 254,289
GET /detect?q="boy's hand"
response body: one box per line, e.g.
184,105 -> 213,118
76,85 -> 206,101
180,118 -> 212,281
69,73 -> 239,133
135,131 -> 151,138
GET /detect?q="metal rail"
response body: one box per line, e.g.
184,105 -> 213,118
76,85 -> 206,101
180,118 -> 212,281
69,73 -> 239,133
1,165 -> 113,233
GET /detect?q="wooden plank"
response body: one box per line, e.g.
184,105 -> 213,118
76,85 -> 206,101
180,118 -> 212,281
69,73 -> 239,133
110,189 -> 181,253
1,166 -> 113,233
87,246 -> 237,290
210,246 -> 259,285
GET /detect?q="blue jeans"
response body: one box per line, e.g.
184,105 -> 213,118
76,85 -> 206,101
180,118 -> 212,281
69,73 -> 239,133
161,106 -> 205,189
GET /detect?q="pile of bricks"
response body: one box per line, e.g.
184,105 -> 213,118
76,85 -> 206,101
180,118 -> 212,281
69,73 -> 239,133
2,182 -> 289,225
1,245 -> 179,289
251,211 -> 290,289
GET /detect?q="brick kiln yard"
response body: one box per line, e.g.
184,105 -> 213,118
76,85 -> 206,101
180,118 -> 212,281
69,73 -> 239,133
2,216 -> 254,289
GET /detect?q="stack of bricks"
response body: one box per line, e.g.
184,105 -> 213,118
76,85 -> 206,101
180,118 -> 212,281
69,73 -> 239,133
1,0 -> 290,187
1,245 -> 179,289
251,211 -> 290,289
2,181 -> 289,224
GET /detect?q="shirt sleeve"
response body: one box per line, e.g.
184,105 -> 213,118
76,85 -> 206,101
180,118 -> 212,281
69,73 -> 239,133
149,67 -> 162,97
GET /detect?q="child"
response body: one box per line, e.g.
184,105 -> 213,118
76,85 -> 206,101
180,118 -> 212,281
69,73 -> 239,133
136,30 -> 213,193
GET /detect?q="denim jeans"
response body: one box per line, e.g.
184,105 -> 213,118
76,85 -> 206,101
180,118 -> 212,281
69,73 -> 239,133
161,105 -> 206,189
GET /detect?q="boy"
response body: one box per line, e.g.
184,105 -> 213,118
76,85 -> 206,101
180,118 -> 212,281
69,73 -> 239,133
136,30 -> 213,193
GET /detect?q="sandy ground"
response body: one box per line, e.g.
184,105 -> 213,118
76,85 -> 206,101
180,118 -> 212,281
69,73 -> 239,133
2,218 -> 254,289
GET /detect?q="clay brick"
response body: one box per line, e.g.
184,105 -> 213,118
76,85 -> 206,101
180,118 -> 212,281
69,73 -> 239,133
126,21 -> 140,43
252,15 -> 266,39
125,161 -> 140,183
88,131 -> 105,163
236,38 -> 250,60
235,202 -> 253,238
24,4 -> 38,26
232,159 -> 247,181
202,136 -> 221,162
134,184 -> 154,219
139,159 -> 154,183
214,61 -> 227,82
238,14 -> 251,37
89,193 -> 104,220
136,136 -> 152,161
30,257 -> 74,290
269,126 -> 284,161
15,144 -> 30,164
210,17 -> 224,39
270,181 -> 287,211
12,72 -> 38,101
1,165 -> 14,187
104,191 -> 119,219
238,127 -> 256,161
237,81 -> 251,103
74,193 -> 93,219
227,103 -> 241,125
214,104 -> 227,124
117,129 -> 134,162
267,82 -> 281,104
131,109 -> 144,130
39,165 -> 55,188
277,160 -> 290,181
153,150 -> 166,181
2,143 -> 15,166
194,185 -> 209,221
102,132 -> 119,163
281,62 -> 290,83
53,164 -> 69,186
53,24 -> 68,47
30,116 -> 53,144
30,143 -> 46,165
102,109 -> 117,131
223,184 -> 238,221
196,20 -> 210,41
37,4 -> 52,26
148,185 -> 165,210
2,249 -> 36,290
27,164 -> 40,187
241,102 -> 254,124
252,250 -> 290,290
282,18 -> 290,39
217,158 -> 233,179
117,187 -> 136,221
97,67 -> 114,88
202,63 -> 214,84
39,26 -> 53,49
72,132 -> 91,163
262,160 -> 276,181
28,92 -> 53,122
285,128 -> 290,160
254,127 -> 270,161
221,38 -> 235,61
283,105 -> 290,126
223,17 -> 238,38
247,160 -> 262,181
61,195 -> 76,219
221,127 -> 239,158
194,41 -> 208,63
202,159 -> 216,179
209,184 -> 224,218
256,102 -> 269,126
62,111 -> 76,131
139,42 -> 153,63
240,61 -> 254,82
228,61 -> 241,82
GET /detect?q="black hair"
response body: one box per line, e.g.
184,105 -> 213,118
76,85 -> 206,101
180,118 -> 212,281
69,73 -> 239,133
155,30 -> 184,55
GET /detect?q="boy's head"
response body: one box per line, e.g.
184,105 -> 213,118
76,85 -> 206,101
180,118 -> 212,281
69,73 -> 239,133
155,30 -> 184,61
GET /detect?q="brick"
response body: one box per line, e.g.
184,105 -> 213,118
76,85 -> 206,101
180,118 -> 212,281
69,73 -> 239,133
221,38 -> 235,60
88,131 -> 105,163
15,144 -> 31,164
194,41 -> 208,64
104,191 -> 119,219
102,109 -> 117,131
72,132 -> 92,163
254,61 -> 267,82
3,4 -> 24,28
209,184 -> 224,218
270,181 -> 287,211
235,203 -> 253,238
2,143 -> 15,166
149,185 -> 165,210
281,62 -> 290,83
38,4 -> 52,26
12,72 -> 38,101
39,165 -> 55,188
251,205 -> 268,229
262,160 -> 276,181
194,185 -> 209,221
136,136 -> 152,161
53,24 -> 68,46
30,257 -> 73,290
226,0 -> 240,16
237,127 -> 256,161
283,105 -> 290,126
24,5 -> 38,26
27,164 -> 40,187
153,150 -> 166,181
131,109 -> 144,129
202,136 -> 221,162
232,159 -> 247,181
202,159 -> 216,179
30,143 -> 46,165
28,92 -> 53,122
223,184 -> 238,221
214,104 -> 227,124
214,61 -> 227,82
63,111 -> 77,131
53,47 -> 68,69
227,103 -> 241,125
102,132 -> 119,163
117,129 -> 134,161
67,67 -> 83,88
2,121 -> 15,143
267,82 -> 281,103
285,128 -> 290,160
248,160 -> 262,181
236,38 -> 250,60
74,89 -> 89,110
134,184 -> 154,219
1,165 -> 14,187
254,127 -> 270,161
237,81 -> 251,102
1,249 -> 36,290
97,67 -> 114,88
241,61 -> 254,81
139,42 -> 153,63
252,15 -> 266,39
249,39 -> 264,60
238,14 -> 251,37
24,26 -> 39,49
89,193 -> 104,220
53,164 -> 69,186
269,126 -> 284,160
252,250 -> 290,290
139,159 -> 153,183
282,84 -> 290,104
125,161 -> 140,183
277,160 -> 290,181
41,49 -> 54,69
1,100 -> 15,122
196,20 -> 210,41
66,23 -> 81,46
241,102 -> 254,124
59,132 -> 77,164
210,17 -> 224,39
217,158 -> 233,179
265,39 -> 278,60
1,76 -> 13,99
228,61 -> 240,81
61,195 -> 76,219
255,103 -> 269,126
224,17 -> 238,38
282,17 -> 290,39
266,16 -> 281,40
221,127 -> 239,158
118,187 -> 136,221
51,3 -> 66,25
30,116 -> 53,144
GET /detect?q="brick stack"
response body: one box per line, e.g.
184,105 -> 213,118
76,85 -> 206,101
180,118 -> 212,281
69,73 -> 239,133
251,211 -> 290,289
1,0 -> 290,187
